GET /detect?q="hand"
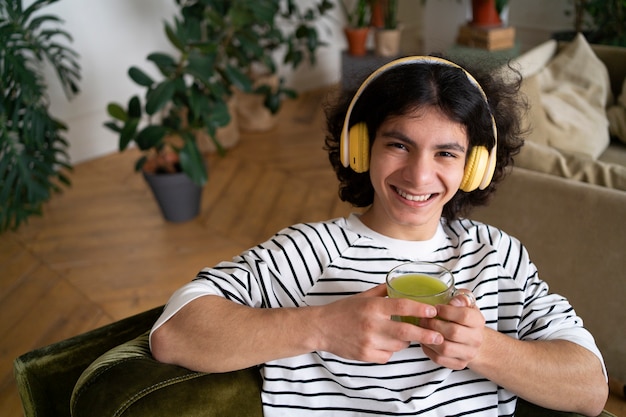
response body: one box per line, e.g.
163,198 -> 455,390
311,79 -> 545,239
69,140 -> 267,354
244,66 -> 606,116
419,292 -> 485,370
314,284 -> 445,364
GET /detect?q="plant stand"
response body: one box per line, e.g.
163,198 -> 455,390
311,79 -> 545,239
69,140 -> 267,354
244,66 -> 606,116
143,171 -> 203,222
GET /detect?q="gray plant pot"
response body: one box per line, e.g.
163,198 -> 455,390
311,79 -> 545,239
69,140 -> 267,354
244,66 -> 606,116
143,171 -> 203,223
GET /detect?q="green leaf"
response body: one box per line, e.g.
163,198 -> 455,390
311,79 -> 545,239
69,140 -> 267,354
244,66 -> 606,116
185,50 -> 216,85
103,121 -> 122,133
264,92 -> 281,114
106,103 -> 127,121
145,80 -> 176,115
165,22 -> 185,52
188,88 -> 211,123
223,64 -> 252,92
128,66 -> 154,87
135,125 -> 167,150
135,155 -> 148,172
128,96 -> 142,119
178,134 -> 207,186
119,118 -> 140,151
147,52 -> 177,76
202,100 -> 230,130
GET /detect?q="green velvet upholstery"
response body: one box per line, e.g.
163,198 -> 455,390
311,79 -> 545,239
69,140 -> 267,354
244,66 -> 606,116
14,306 -> 615,417
70,332 -> 262,417
14,307 -> 163,417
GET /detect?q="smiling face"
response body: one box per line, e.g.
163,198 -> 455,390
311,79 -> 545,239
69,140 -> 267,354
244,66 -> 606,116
359,106 -> 468,241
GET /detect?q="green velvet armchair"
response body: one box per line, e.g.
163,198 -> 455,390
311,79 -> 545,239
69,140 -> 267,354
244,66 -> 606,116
14,306 -> 615,417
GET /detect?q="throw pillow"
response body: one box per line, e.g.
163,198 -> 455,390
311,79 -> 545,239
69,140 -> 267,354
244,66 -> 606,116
518,74 -> 550,146
537,33 -> 612,159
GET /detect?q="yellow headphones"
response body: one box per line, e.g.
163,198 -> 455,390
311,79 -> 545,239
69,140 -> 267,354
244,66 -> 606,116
340,56 -> 498,192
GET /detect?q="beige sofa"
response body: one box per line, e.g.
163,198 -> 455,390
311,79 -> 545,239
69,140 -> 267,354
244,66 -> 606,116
472,167 -> 626,393
473,36 -> 626,393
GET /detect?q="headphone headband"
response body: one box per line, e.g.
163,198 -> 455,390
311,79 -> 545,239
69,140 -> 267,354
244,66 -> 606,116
340,55 -> 498,191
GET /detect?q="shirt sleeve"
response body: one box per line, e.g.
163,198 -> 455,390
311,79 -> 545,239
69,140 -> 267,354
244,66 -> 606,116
510,240 -> 607,379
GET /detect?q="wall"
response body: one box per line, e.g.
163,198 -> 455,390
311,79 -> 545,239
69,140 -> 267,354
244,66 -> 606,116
38,0 -> 574,165
38,0 -> 353,164
37,0 -> 177,164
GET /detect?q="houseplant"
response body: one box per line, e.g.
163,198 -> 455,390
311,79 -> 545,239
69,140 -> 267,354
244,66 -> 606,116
340,0 -> 371,56
566,0 -> 626,47
372,0 -> 401,57
105,0 -> 333,222
0,0 -> 80,233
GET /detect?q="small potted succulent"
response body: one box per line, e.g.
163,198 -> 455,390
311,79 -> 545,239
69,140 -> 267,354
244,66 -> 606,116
105,0 -> 333,222
372,0 -> 401,57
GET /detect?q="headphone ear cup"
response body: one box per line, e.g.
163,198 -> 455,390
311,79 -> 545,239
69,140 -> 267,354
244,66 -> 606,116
460,146 -> 489,192
348,123 -> 370,173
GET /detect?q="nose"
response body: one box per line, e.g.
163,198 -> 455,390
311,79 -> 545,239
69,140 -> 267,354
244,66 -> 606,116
402,151 -> 434,185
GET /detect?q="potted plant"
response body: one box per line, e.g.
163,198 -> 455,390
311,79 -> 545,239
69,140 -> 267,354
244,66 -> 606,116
0,0 -> 80,233
565,0 -> 626,47
340,0 -> 371,56
105,0 -> 333,222
372,0 -> 401,57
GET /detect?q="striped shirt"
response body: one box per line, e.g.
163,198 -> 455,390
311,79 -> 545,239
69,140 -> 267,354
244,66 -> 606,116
151,213 -> 604,416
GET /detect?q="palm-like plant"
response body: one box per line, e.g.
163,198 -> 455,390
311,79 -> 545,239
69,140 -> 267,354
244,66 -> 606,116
0,0 -> 80,233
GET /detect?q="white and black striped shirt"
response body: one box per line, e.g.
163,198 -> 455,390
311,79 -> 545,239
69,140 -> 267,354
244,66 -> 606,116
152,214 -> 604,416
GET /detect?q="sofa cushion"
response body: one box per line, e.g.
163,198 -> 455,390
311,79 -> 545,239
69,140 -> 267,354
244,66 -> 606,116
536,33 -> 611,159
607,76 -> 626,144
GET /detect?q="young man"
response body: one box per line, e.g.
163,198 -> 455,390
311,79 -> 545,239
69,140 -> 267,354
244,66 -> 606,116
150,56 -> 608,416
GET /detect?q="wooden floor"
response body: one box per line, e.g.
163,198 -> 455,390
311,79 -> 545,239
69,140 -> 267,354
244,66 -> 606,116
1,87 -> 624,416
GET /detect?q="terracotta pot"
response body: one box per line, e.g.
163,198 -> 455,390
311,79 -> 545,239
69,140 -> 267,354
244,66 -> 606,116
471,0 -> 501,27
344,27 -> 370,56
370,1 -> 384,28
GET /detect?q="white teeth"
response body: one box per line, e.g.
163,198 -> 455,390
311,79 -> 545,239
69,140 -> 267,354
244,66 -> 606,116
396,188 -> 431,202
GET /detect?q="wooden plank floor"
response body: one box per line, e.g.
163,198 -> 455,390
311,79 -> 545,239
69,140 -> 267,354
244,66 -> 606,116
1,87 -> 624,416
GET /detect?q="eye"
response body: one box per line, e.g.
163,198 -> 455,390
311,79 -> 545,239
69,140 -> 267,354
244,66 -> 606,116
437,150 -> 457,158
385,140 -> 408,151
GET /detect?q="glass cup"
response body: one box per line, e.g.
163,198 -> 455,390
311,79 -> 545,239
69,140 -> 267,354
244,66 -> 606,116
386,261 -> 459,325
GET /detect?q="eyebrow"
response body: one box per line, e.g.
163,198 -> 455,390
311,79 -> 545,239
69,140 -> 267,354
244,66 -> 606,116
435,142 -> 467,153
381,130 -> 467,153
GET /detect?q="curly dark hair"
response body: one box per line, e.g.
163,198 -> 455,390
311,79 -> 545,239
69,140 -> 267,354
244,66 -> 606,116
324,55 -> 526,220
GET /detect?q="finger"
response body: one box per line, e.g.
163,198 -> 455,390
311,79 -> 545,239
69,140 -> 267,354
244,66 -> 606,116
390,297 -> 438,320
389,320 -> 443,345
434,303 -> 484,329
421,344 -> 470,371
450,289 -> 476,308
